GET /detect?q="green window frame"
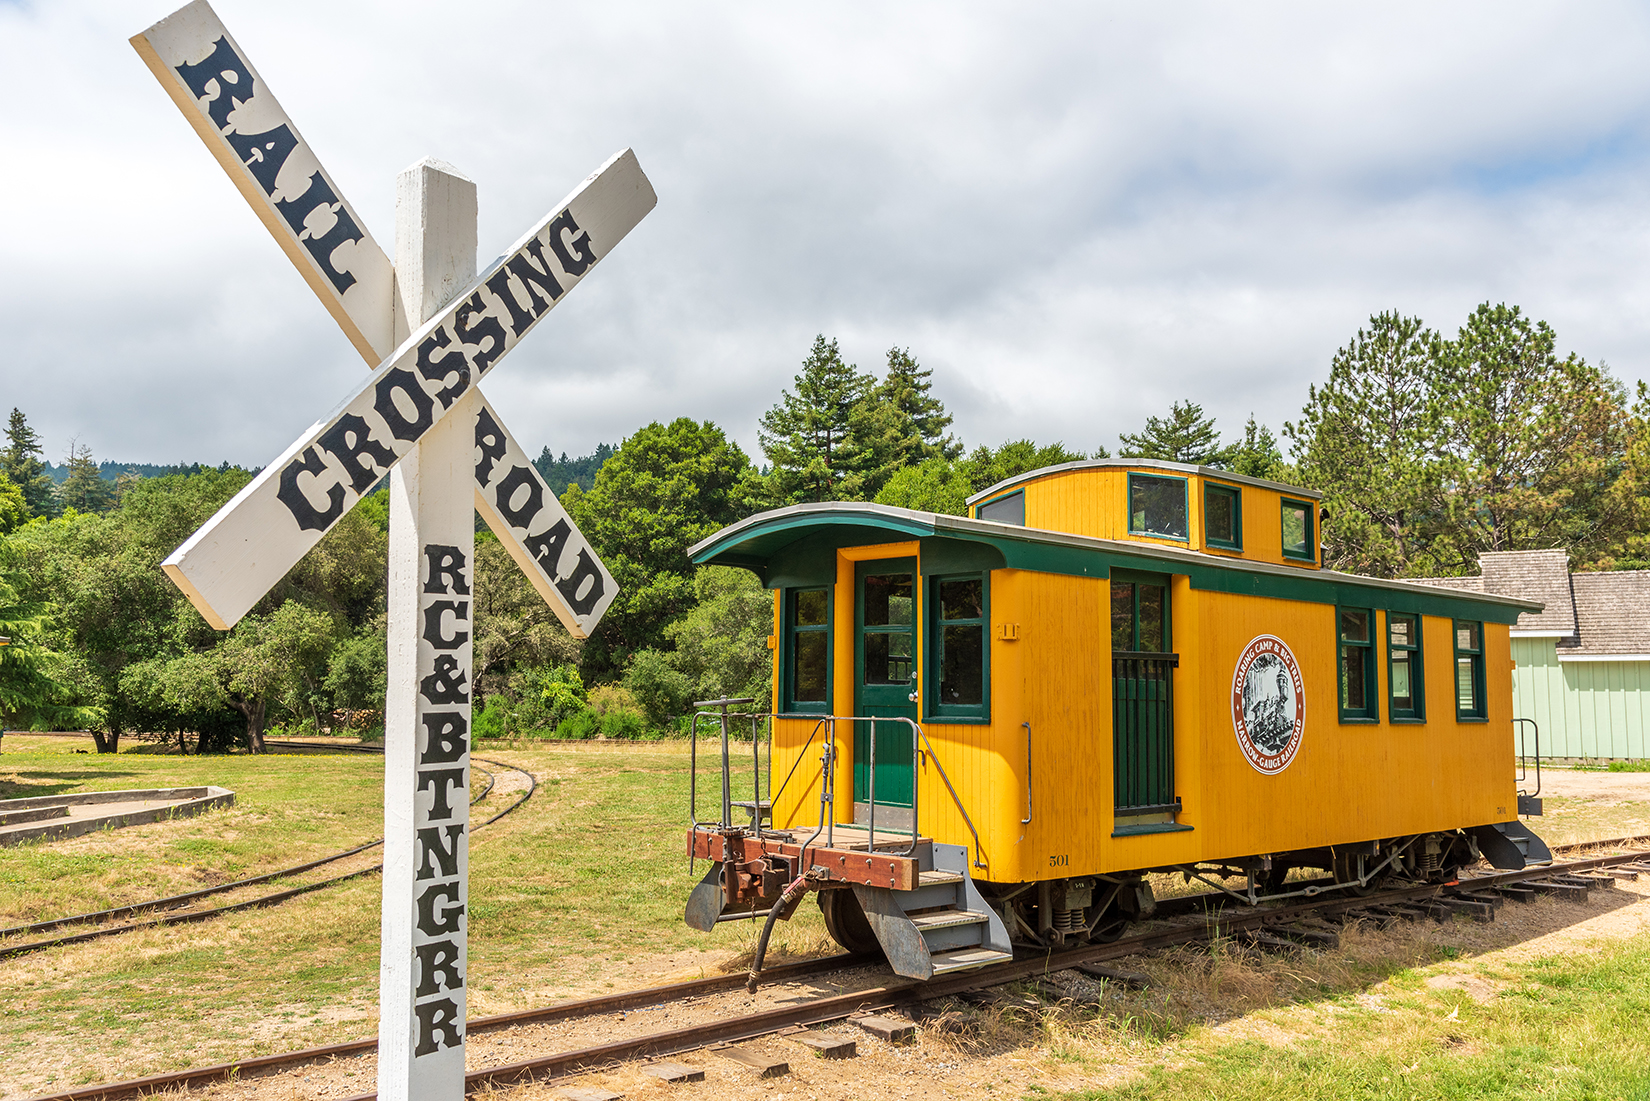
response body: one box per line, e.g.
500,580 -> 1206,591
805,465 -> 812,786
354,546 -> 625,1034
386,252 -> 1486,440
926,574 -> 988,721
1387,611 -> 1425,723
1203,483 -> 1242,550
1454,619 -> 1486,721
1127,473 -> 1189,542
1337,606 -> 1377,722
976,490 -> 1025,525
781,587 -> 830,714
1110,569 -> 1171,653
1281,498 -> 1316,561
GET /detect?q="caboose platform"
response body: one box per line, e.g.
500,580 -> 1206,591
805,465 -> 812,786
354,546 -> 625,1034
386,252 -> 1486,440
685,822 -> 1014,979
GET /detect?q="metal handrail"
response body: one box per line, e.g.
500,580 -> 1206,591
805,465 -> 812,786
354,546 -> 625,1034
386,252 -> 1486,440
1514,717 -> 1541,798
915,722 -> 986,868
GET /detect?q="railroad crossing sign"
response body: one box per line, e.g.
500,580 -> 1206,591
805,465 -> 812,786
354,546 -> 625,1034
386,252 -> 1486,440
132,5 -> 656,1099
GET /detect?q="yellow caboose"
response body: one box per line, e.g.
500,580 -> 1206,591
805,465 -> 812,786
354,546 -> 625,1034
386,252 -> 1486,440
683,459 -> 1547,979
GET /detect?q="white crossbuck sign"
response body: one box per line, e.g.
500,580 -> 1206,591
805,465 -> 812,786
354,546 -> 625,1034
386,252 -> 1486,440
133,4 -> 656,1099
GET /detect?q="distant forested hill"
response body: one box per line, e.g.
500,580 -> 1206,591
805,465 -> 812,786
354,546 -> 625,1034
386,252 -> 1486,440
532,443 -> 615,493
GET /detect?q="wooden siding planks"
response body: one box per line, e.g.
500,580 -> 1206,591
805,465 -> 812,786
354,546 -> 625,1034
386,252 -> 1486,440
1513,636 -> 1650,758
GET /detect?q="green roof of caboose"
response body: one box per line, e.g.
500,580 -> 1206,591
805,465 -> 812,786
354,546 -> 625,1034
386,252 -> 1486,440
689,501 -> 1542,625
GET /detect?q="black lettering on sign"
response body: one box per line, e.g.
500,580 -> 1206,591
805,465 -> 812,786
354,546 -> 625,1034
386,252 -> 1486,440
420,655 -> 469,704
416,881 -> 465,936
224,123 -> 298,195
420,712 -> 468,764
414,997 -> 463,1056
175,37 -> 255,131
416,824 -> 464,880
375,366 -> 435,441
494,466 -> 542,529
318,412 -> 394,493
415,939 -> 464,997
276,446 -> 345,531
503,239 -> 565,321
454,292 -> 508,375
423,545 -> 470,595
474,405 -> 507,485
416,329 -> 470,408
556,548 -> 608,616
524,518 -> 571,578
483,268 -> 534,340
418,767 -> 467,820
273,171 -> 363,294
422,600 -> 470,650
546,210 -> 597,277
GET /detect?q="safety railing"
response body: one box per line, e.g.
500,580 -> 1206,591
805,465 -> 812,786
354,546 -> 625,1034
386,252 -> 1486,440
689,709 -> 985,869
1514,716 -> 1541,802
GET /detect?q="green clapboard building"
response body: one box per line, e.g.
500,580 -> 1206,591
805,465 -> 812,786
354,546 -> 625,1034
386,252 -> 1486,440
1416,551 -> 1650,760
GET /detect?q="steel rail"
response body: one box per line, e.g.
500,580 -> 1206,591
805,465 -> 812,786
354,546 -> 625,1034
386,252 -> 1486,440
28,845 -> 1649,1101
0,755 -> 534,961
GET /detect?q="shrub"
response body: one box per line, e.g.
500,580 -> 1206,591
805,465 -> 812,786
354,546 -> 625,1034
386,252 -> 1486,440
625,649 -> 692,727
599,709 -> 646,740
473,698 -> 508,741
588,682 -> 643,719
552,708 -> 600,740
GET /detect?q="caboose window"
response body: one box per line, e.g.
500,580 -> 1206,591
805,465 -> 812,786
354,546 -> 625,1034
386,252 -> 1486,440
977,490 -> 1024,525
1387,612 -> 1425,722
1111,571 -> 1170,653
1281,499 -> 1316,561
928,575 -> 987,719
1454,619 -> 1486,721
1128,474 -> 1188,541
1204,483 -> 1241,550
784,588 -> 829,712
1337,607 -> 1377,722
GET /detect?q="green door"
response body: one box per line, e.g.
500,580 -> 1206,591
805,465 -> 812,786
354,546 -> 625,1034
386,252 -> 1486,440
854,558 -> 917,809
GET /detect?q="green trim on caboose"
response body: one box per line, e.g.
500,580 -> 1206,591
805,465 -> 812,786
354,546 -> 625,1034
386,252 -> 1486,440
690,503 -> 1541,625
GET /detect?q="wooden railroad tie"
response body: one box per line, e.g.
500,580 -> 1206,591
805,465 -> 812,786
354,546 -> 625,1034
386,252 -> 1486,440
642,1062 -> 704,1084
853,1014 -> 918,1043
713,1045 -> 790,1078
1267,924 -> 1341,949
1494,885 -> 1540,903
1071,962 -> 1152,988
1556,873 -> 1616,891
1604,868 -> 1640,881
555,1088 -> 622,1101
792,1034 -> 858,1059
1528,880 -> 1589,903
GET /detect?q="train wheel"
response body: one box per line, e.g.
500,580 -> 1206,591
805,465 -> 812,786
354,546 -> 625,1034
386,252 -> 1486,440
818,889 -> 882,956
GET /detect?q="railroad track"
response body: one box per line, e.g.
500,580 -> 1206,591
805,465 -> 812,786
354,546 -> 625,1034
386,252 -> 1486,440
26,838 -> 1650,1101
0,751 -> 534,961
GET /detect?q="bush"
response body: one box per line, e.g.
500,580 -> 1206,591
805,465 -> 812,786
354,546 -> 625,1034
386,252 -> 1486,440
473,698 -> 508,741
553,708 -> 600,740
599,709 -> 646,739
625,649 -> 692,727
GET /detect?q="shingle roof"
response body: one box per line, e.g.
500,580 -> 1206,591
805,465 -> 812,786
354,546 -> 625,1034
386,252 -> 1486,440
1479,550 -> 1576,635
1563,571 -> 1650,657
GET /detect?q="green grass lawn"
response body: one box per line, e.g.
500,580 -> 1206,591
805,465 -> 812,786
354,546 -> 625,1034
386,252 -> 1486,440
0,735 -> 822,1096
1052,937 -> 1650,1101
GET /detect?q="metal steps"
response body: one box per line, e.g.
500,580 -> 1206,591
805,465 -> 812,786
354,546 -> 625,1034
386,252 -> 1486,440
852,840 -> 1013,980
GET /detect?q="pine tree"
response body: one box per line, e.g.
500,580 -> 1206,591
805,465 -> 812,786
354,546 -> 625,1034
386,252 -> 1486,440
1225,415 -> 1287,481
1117,400 -> 1231,465
851,347 -> 961,500
1,409 -> 54,517
57,440 -> 116,514
1285,312 -> 1444,577
758,335 -> 876,503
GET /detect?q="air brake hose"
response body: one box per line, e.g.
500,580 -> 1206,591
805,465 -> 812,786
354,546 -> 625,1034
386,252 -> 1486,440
746,872 -> 817,993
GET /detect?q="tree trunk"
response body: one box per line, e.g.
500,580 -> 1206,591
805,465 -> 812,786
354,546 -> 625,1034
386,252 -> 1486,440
90,728 -> 119,754
246,698 -> 267,754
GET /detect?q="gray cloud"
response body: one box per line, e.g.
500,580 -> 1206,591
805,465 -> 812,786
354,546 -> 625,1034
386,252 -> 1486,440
3,1 -> 1649,470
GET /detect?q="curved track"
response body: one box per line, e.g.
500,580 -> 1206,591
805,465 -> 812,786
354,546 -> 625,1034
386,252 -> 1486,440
0,746 -> 534,961
24,838 -> 1650,1101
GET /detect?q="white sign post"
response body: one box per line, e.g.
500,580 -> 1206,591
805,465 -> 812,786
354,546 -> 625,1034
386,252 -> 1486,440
131,5 -> 656,1098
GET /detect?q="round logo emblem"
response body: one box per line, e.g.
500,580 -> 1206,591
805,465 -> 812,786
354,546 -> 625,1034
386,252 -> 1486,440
1231,634 -> 1305,774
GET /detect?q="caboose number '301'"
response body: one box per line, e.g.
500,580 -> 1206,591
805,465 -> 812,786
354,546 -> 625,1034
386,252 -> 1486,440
682,459 -> 1550,981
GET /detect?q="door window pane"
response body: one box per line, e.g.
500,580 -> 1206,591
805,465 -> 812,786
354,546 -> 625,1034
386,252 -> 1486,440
939,625 -> 984,705
864,574 -> 912,627
1128,475 -> 1189,539
864,631 -> 912,684
1111,582 -> 1135,650
1137,585 -> 1166,652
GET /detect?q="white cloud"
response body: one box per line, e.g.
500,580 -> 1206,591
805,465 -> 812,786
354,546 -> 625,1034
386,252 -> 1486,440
3,0 -> 1649,469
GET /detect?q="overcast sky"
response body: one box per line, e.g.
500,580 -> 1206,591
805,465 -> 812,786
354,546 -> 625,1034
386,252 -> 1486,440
4,1 -> 1650,470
